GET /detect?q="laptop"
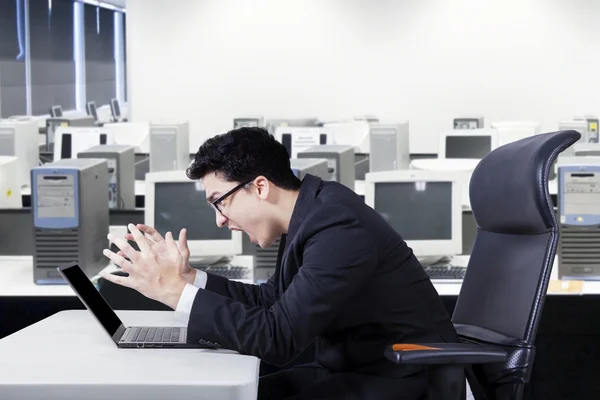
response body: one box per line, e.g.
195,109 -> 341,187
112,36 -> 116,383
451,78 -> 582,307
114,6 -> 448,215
57,262 -> 208,349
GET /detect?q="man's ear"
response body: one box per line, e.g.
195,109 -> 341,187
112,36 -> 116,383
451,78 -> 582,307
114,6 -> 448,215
254,176 -> 270,200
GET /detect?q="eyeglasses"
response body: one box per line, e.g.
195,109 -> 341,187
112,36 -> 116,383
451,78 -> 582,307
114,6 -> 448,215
210,179 -> 254,214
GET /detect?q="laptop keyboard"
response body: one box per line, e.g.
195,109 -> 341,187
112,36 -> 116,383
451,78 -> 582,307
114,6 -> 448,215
128,327 -> 181,343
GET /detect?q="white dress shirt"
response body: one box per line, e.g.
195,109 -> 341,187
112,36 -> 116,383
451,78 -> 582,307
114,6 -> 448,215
175,270 -> 205,317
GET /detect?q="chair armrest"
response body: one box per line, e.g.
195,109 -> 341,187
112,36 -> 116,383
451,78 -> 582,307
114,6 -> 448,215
384,343 -> 507,365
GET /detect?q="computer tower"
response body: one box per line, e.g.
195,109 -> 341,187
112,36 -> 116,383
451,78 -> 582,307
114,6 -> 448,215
149,121 -> 190,172
77,145 -> 135,210
46,116 -> 96,145
0,156 -> 22,208
557,164 -> 600,280
254,236 -> 283,284
298,145 -> 355,189
558,120 -> 586,157
573,115 -> 600,143
453,116 -> 484,129
0,118 -> 39,188
368,122 -> 410,173
290,158 -> 328,181
32,158 -> 109,284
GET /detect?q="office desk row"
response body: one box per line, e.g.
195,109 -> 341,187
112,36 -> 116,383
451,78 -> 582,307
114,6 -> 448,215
19,178 -> 561,208
1,254 -> 600,400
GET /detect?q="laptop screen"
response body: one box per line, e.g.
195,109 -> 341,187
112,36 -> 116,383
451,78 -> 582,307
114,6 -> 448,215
59,263 -> 123,337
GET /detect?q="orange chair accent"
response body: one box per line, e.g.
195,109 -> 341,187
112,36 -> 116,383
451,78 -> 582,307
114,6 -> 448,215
392,344 -> 442,351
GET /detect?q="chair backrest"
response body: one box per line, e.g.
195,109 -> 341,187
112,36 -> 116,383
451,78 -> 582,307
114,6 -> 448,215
452,130 -> 580,343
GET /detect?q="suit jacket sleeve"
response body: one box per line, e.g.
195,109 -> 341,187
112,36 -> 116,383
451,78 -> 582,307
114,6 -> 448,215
186,209 -> 377,366
203,272 -> 278,308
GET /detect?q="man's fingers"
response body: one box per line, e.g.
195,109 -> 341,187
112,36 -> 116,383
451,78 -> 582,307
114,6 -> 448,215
100,272 -> 137,290
127,224 -> 153,254
108,234 -> 141,262
124,232 -> 155,244
103,249 -> 134,272
138,224 -> 165,244
165,231 -> 181,260
178,228 -> 190,258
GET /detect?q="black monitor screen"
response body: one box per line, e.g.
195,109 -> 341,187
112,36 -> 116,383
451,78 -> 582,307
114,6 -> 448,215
445,136 -> 491,159
154,182 -> 231,240
374,181 -> 452,240
59,263 -> 123,336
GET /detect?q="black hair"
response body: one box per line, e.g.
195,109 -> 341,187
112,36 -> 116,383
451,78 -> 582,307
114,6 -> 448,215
186,127 -> 302,190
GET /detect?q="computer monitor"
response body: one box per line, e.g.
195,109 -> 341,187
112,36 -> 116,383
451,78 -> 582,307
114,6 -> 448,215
322,120 -> 371,153
110,99 -> 121,119
144,170 -> 243,263
233,116 -> 264,129
149,122 -> 190,172
365,170 -> 462,262
53,127 -> 115,161
353,115 -> 379,124
439,129 -> 498,159
274,126 -> 331,158
50,105 -> 63,118
290,158 -> 328,181
0,118 -> 39,188
103,122 -> 150,153
0,156 -> 21,208
46,116 -> 96,146
298,144 -> 355,189
490,121 -> 541,146
265,118 -> 321,139
453,116 -> 484,129
86,101 -> 98,121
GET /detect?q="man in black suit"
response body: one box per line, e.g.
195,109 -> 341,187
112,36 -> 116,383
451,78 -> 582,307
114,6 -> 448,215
102,127 -> 458,399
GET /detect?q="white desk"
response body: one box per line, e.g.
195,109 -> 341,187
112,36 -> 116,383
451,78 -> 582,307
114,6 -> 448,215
0,310 -> 259,400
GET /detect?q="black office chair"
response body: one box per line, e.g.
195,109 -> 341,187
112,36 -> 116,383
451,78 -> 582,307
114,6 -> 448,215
385,130 -> 581,400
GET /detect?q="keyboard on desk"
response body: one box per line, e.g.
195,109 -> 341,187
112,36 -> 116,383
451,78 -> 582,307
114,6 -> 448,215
191,264 -> 250,280
127,327 -> 181,343
424,265 -> 467,281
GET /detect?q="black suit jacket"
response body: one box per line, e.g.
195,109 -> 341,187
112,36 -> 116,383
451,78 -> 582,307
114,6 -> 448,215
187,175 -> 457,376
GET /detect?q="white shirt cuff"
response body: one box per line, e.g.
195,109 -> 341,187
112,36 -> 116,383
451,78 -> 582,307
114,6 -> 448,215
175,283 -> 200,316
193,270 -> 208,289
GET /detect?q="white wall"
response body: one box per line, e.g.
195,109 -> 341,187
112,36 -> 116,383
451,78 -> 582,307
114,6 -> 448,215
127,0 -> 600,154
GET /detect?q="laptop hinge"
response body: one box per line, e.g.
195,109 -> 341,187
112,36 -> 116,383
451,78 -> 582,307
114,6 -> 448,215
112,324 -> 128,344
